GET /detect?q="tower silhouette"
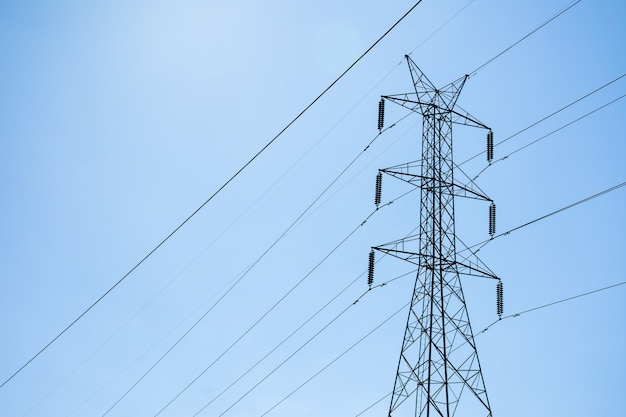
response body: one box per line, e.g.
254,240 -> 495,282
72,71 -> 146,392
371,56 -> 501,417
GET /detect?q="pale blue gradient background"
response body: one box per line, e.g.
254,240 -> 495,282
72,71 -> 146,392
1,1 -> 625,416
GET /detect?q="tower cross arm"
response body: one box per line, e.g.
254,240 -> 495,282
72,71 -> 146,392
381,168 -> 492,201
450,105 -> 490,130
455,260 -> 499,280
381,95 -> 490,130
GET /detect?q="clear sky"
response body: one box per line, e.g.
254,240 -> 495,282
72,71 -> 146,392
1,1 -> 625,416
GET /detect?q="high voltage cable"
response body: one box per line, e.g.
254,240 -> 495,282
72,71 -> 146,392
213,180 -> 626,415
352,280 -> 626,417
407,0 -> 476,57
461,72 -> 626,166
0,0 -> 427,390
192,273 -> 365,415
154,219 -> 369,416
52,75 -> 416,417
488,93 -> 626,161
191,240 -> 415,417
153,190 -> 411,416
30,52 -> 420,417
104,126 -> 394,416
470,180 -> 626,254
355,392 -> 391,416
476,281 -> 626,336
295,116 -> 418,228
212,290 -> 369,416
202,275 -> 414,417
471,93 -> 626,181
53,101 -> 413,416
36,115 -> 412,417
469,0 -> 581,76
257,302 -> 409,417
142,176 -> 622,415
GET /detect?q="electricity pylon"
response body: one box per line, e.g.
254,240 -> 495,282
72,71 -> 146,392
370,56 -> 501,417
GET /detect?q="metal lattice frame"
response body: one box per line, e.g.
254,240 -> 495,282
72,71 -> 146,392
373,56 -> 496,417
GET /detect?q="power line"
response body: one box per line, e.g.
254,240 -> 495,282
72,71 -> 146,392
407,0 -> 477,57
469,0 -> 582,76
458,180 -> 626,258
353,280 -> 626,417
55,103 -> 413,416
154,190 -> 410,416
476,281 -> 626,336
194,176 -> 624,415
355,392 -> 391,417
461,72 -> 626,166
471,92 -> 626,181
29,35 -> 426,417
213,292 -> 365,417
33,113 -> 412,417
257,302 -> 409,417
192,257 -> 415,417
193,274 -> 364,415
104,124 -> 396,415
490,94 -> 625,160
490,181 -> 626,244
0,0 -> 427,391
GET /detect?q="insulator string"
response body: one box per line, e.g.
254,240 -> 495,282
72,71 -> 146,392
368,250 -> 376,288
496,281 -> 504,317
378,98 -> 385,131
375,171 -> 383,208
489,203 -> 496,237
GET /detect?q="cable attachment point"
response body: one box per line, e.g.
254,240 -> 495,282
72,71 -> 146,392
378,98 -> 385,131
487,130 -> 494,163
368,249 -> 375,288
375,171 -> 383,208
496,280 -> 504,318
489,203 -> 496,237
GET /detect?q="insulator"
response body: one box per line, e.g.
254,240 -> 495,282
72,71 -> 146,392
489,203 -> 496,236
368,250 -> 375,287
377,98 -> 385,131
487,130 -> 494,162
496,281 -> 504,317
374,171 -> 383,207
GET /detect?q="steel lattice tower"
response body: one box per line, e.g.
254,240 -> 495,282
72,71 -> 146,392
371,56 -> 500,417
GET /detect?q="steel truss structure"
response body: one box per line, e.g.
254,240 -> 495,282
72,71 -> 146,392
372,56 -> 499,417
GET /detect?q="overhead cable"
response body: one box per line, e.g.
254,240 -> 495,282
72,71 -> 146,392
469,0 -> 582,76
194,178 -> 625,415
352,280 -> 625,417
256,302 -> 408,417
152,189 -> 411,416
461,72 -> 626,166
471,93 -> 626,181
0,0 -> 427,391
477,281 -> 626,336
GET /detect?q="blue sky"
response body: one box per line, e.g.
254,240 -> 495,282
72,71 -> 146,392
1,1 -> 625,416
